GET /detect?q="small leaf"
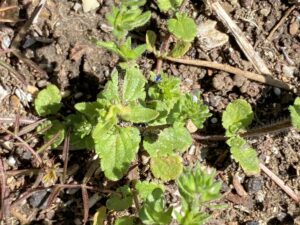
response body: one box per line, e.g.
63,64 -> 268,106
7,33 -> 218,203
115,216 -> 136,225
167,13 -> 197,42
139,189 -> 173,225
96,41 -> 122,57
92,207 -> 106,225
35,85 -> 62,116
99,69 -> 120,104
144,126 -> 192,157
93,125 -> 140,181
123,66 -> 146,102
136,181 -> 165,200
146,30 -> 157,52
167,92 -> 211,129
289,97 -> 300,130
75,101 -> 102,124
119,104 -> 159,123
227,136 -> 260,175
66,114 -> 92,138
150,155 -> 183,181
170,40 -> 191,58
106,185 -> 133,211
37,120 -> 66,148
222,99 -> 253,137
157,0 -> 183,12
122,0 -> 147,7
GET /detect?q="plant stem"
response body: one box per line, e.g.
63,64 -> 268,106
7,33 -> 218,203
193,119 -> 292,141
164,56 -> 294,91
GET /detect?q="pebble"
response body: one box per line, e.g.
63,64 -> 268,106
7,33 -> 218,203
289,20 -> 299,36
73,2 -> 82,12
37,80 -> 48,88
82,0 -> 100,13
211,117 -> 218,124
29,190 -> 48,208
245,177 -> 264,194
7,155 -> 16,167
1,35 -> 11,50
0,85 -> 9,103
273,87 -> 281,96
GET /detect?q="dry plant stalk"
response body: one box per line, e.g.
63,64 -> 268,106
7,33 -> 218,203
206,0 -> 272,75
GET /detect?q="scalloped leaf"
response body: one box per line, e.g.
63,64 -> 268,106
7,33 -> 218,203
123,66 -> 146,102
119,104 -> 159,123
93,125 -> 140,181
167,13 -> 197,42
289,97 -> 300,130
35,85 -> 62,116
135,181 -> 165,200
222,99 -> 253,137
150,155 -> 183,181
227,136 -> 260,175
170,40 -> 191,58
143,126 -> 192,157
99,69 -> 120,104
139,189 -> 173,225
157,0 -> 183,12
106,185 -> 133,211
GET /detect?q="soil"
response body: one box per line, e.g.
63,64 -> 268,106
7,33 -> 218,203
0,0 -> 299,225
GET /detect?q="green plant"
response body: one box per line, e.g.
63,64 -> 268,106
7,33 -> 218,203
175,165 -> 222,225
222,99 -> 260,175
289,97 -> 300,130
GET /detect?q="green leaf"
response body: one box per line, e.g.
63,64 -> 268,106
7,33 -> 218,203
92,207 -> 106,225
122,0 -> 147,7
106,185 -> 133,211
167,13 -> 197,42
96,41 -> 123,56
93,125 -> 140,181
99,69 -> 121,104
167,92 -> 211,129
146,30 -> 157,53
139,189 -> 173,225
123,66 -> 146,102
115,216 -> 137,225
222,99 -> 253,137
144,126 -> 192,157
35,85 -> 62,116
135,181 -> 165,200
66,114 -> 92,138
75,101 -> 102,124
170,40 -> 191,58
150,155 -> 183,181
119,104 -> 159,123
157,0 -> 184,12
37,120 -> 66,148
227,136 -> 260,175
289,97 -> 300,130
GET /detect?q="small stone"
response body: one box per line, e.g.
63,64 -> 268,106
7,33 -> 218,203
273,87 -> 281,96
0,85 -> 9,103
73,2 -> 82,12
197,20 -> 229,51
7,155 -> 16,167
82,0 -> 100,13
282,65 -> 296,77
37,80 -> 48,88
186,119 -> 198,133
289,20 -> 299,36
29,190 -> 48,208
245,177 -> 264,194
1,35 -> 11,50
211,117 -> 218,124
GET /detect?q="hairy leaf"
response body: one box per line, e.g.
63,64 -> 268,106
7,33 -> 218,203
139,189 -> 173,225
157,0 -> 183,12
167,13 -> 197,42
106,185 -> 133,211
289,97 -> 300,130
170,40 -> 191,58
37,120 -> 66,148
227,136 -> 260,175
168,92 -> 211,129
146,30 -> 157,53
92,207 -> 106,225
100,69 -> 121,104
222,99 -> 253,137
75,101 -> 103,124
93,125 -> 140,181
35,85 -> 62,116
119,104 -> 159,123
136,181 -> 165,200
150,155 -> 183,181
144,126 -> 192,157
115,216 -> 136,225
123,66 -> 146,102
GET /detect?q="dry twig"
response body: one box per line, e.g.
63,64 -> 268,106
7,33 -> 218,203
205,0 -> 271,75
165,56 -> 293,91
